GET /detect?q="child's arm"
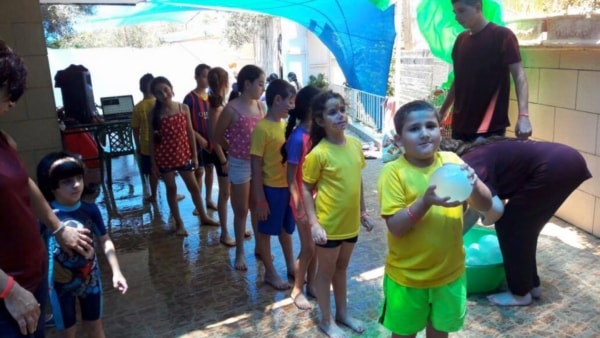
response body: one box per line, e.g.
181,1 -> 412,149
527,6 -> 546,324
385,185 -> 462,237
193,130 -> 208,150
209,106 -> 228,173
465,165 -> 493,213
302,181 -> 327,244
28,178 -> 93,256
212,106 -> 233,150
251,155 -> 269,221
360,179 -> 374,231
98,234 -> 128,294
182,105 -> 199,169
148,112 -> 160,177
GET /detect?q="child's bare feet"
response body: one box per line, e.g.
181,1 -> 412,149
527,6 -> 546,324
264,273 -> 291,291
200,216 -> 219,226
319,321 -> 348,338
219,234 -> 235,247
206,200 -> 217,210
174,223 -> 188,237
336,315 -> 365,334
487,291 -> 532,306
244,229 -> 252,238
176,194 -> 185,201
291,289 -> 312,310
234,253 -> 248,271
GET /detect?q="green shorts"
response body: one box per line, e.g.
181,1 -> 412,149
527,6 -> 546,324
379,273 -> 466,335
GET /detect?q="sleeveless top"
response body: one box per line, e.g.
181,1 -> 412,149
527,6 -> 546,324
155,109 -> 191,169
226,102 -> 263,160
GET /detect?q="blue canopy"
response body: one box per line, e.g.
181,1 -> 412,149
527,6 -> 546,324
92,0 -> 396,96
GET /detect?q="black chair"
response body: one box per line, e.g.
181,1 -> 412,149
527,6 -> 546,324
94,122 -> 136,186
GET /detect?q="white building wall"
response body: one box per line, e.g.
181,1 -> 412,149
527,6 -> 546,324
281,18 -> 343,87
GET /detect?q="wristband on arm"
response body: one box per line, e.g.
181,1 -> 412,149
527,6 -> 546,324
0,276 -> 15,299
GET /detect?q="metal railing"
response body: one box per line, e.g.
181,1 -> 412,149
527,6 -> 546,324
330,84 -> 386,132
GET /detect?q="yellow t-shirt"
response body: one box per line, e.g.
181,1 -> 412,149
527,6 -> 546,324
378,151 -> 465,288
250,119 -> 287,187
303,136 -> 366,240
131,98 -> 155,156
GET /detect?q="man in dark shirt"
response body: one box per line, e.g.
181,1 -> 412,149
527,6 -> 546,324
440,0 -> 532,141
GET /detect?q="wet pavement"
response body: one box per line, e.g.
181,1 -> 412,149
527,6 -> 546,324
46,154 -> 600,338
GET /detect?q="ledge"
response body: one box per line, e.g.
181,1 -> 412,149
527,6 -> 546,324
506,14 -> 600,49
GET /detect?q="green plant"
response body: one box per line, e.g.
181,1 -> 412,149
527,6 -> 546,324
307,73 -> 329,89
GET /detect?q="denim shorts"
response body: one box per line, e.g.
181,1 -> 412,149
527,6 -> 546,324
228,156 -> 251,185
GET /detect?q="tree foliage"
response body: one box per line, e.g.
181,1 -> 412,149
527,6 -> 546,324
40,4 -> 96,44
223,12 -> 271,48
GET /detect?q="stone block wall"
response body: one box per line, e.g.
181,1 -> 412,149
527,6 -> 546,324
515,48 -> 600,237
0,0 -> 61,176
396,50 -> 450,106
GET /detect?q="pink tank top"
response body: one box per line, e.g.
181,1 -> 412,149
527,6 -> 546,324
226,103 -> 263,160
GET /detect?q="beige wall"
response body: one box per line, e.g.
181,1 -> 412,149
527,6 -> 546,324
0,0 -> 61,176
514,48 -> 600,237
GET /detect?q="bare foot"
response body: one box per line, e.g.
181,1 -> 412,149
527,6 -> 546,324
192,209 -> 199,216
487,291 -> 532,306
291,290 -> 312,310
234,253 -> 248,271
219,235 -> 236,247
244,229 -> 252,238
336,315 -> 365,334
200,217 -> 219,226
318,321 -> 348,338
264,274 -> 291,291
174,224 -> 188,237
206,200 -> 217,210
531,286 -> 542,299
176,194 -> 185,201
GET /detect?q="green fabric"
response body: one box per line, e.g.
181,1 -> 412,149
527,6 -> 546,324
369,0 -> 393,10
416,0 -> 504,88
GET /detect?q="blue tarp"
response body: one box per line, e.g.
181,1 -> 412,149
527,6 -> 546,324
92,0 -> 396,96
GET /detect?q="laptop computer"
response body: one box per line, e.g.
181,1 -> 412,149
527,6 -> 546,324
100,95 -> 134,121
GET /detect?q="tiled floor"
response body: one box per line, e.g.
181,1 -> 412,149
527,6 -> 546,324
47,155 -> 600,338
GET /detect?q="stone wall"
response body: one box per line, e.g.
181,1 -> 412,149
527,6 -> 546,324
0,0 -> 61,176
396,49 -> 450,106
518,48 -> 600,236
